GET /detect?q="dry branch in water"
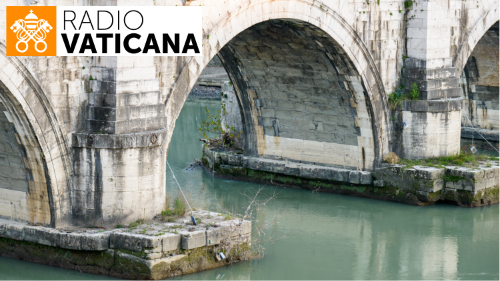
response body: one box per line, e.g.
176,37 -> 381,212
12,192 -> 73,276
213,186 -> 286,261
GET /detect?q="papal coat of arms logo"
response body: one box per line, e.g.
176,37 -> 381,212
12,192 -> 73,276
10,10 -> 53,53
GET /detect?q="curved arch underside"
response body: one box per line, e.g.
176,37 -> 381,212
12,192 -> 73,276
218,20 -> 377,170
0,47 -> 73,228
460,21 -> 499,131
0,83 -> 52,226
454,3 -> 500,75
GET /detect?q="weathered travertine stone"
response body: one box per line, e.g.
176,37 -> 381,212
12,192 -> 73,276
0,0 -> 498,229
181,231 -> 206,250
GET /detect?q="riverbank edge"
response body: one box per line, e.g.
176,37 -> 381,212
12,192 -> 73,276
201,146 -> 499,207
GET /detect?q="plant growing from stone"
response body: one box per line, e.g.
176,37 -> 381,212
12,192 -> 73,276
409,82 -> 420,100
214,186 -> 286,262
173,198 -> 186,217
388,82 -> 420,110
198,103 -> 242,149
388,86 -> 405,110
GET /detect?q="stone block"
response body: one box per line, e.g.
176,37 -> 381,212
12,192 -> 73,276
461,169 -> 485,181
161,234 -> 181,252
486,177 -> 499,189
3,222 -> 25,241
206,228 -> 222,246
401,100 -> 461,112
463,180 -> 472,191
81,233 -> 110,250
413,166 -> 445,180
256,159 -> 277,173
284,164 -> 300,176
245,158 -> 260,170
237,220 -> 252,235
316,167 -> 333,179
331,169 -> 349,182
227,154 -> 242,166
360,171 -> 372,184
484,168 -> 495,178
110,232 -> 161,252
474,179 -> 487,192
272,162 -> 286,173
220,153 -> 229,165
348,171 -> 361,184
373,180 -> 384,187
181,231 -> 206,250
60,233 -> 82,250
145,252 -> 162,260
299,165 -> 318,179
23,226 -> 60,247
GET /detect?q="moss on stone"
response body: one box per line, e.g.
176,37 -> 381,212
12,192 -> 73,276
444,175 -> 472,183
0,236 -> 253,280
427,191 -> 441,201
355,186 -> 366,193
119,248 -> 147,259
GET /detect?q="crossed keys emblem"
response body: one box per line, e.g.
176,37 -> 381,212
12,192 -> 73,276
10,10 -> 52,53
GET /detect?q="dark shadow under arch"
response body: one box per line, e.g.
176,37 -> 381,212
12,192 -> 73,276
208,19 -> 379,170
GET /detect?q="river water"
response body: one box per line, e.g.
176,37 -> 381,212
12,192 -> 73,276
1,99 -> 498,280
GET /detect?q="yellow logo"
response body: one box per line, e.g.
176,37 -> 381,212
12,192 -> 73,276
7,7 -> 56,56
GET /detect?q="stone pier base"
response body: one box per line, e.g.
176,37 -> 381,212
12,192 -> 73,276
202,146 -> 499,207
0,211 -> 251,280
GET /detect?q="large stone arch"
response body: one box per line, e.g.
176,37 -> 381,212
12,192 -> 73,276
0,44 -> 72,228
166,0 -> 391,170
454,2 -> 499,76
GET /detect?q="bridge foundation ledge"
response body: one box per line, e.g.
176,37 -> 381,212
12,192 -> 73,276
0,211 -> 251,279
201,146 -> 499,207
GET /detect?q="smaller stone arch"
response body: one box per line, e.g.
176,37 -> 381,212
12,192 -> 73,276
0,45 -> 73,227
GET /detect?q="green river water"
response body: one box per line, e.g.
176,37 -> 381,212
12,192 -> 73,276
0,99 -> 498,280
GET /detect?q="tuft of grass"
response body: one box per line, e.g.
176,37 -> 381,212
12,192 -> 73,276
174,198 -> 186,217
128,219 -> 144,230
116,224 -> 123,228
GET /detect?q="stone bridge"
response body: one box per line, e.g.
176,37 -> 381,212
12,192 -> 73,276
0,0 -> 498,228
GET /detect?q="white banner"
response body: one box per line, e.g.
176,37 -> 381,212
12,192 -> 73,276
56,7 -> 202,56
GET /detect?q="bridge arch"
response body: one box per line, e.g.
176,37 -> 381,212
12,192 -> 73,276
454,3 -> 499,76
0,45 -> 72,227
167,1 -> 391,170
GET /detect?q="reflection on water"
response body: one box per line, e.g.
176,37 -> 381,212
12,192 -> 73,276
0,99 -> 498,280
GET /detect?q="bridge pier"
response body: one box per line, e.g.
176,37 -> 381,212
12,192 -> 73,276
399,58 -> 462,159
71,57 -> 167,228
400,1 -> 466,159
